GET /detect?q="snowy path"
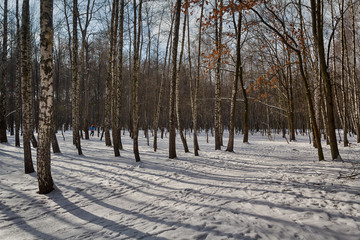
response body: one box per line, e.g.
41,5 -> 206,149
1,132 -> 359,239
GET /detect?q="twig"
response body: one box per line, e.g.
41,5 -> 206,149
337,173 -> 360,180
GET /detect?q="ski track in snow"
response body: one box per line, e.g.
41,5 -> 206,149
0,131 -> 360,240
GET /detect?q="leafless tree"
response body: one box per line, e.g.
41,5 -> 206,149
0,0 -> 8,143
21,0 -> 35,173
72,0 -> 83,155
37,0 -> 55,194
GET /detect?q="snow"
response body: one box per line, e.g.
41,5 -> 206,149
1,130 -> 360,240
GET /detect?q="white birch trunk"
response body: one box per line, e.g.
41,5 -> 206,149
37,0 -> 54,194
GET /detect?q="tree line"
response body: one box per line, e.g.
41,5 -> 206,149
1,0 -> 360,193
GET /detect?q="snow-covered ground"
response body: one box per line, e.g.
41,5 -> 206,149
0,130 -> 359,240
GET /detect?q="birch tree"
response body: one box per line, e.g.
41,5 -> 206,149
132,0 -> 142,162
37,0 -> 55,194
214,0 -> 223,150
104,0 -> 117,147
15,0 -> 21,147
72,0 -> 82,155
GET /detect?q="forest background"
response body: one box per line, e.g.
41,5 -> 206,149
1,0 -> 360,193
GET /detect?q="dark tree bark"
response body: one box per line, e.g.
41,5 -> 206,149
214,0 -> 223,150
132,0 -> 142,162
31,133 -> 38,148
286,51 -> 295,142
72,0 -> 82,155
117,0 -> 125,151
51,130 -> 61,153
310,0 -> 340,160
104,0 -> 116,148
349,0 -> 360,143
15,0 -> 21,147
240,65 -> 249,143
193,0 -> 204,156
0,0 -> 8,143
169,0 -> 182,159
227,11 -> 242,152
334,0 -> 348,147
21,0 -> 35,173
153,11 -> 172,152
176,9 -> 189,153
110,0 -> 120,156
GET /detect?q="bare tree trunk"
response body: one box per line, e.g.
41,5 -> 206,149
15,0 -> 21,147
51,128 -> 61,153
214,0 -> 223,150
72,0 -> 82,155
310,0 -> 340,160
104,0 -> 116,148
52,49 -> 61,154
338,0 -> 348,147
104,83 -> 111,146
132,0 -> 142,162
0,0 -> 8,143
83,44 -> 90,140
152,10 -> 162,151
240,65 -> 249,143
266,92 -> 271,140
37,0 -> 55,194
143,7 -> 152,148
63,0 -> 73,138
80,41 -> 89,141
153,12 -> 173,152
193,0 -> 205,156
31,133 -> 38,148
298,0 -> 324,160
285,50 -> 295,142
320,94 -> 329,143
350,0 -> 360,143
227,12 -> 242,152
176,8 -> 189,153
169,0 -> 182,159
314,71 -> 323,148
298,55 -> 324,161
21,0 -> 35,173
111,0 -> 120,156
117,0 -> 125,151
